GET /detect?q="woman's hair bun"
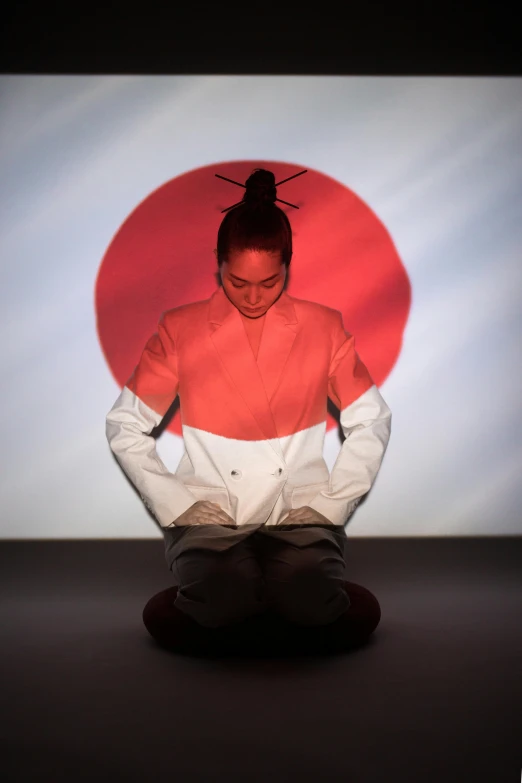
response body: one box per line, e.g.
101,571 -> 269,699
242,169 -> 277,207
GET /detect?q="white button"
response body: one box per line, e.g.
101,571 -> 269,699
231,469 -> 242,479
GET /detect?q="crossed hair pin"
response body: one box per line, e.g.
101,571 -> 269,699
215,169 -> 308,213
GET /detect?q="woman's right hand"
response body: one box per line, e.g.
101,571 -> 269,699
172,500 -> 236,527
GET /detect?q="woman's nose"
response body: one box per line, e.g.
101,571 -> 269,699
245,287 -> 261,305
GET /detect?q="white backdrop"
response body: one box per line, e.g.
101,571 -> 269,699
1,75 -> 521,539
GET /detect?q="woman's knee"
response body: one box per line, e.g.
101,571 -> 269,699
186,550 -> 260,585
266,559 -> 349,626
206,556 -> 263,594
174,553 -> 265,628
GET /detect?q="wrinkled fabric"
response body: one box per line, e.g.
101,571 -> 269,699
164,520 -> 347,562
165,523 -> 350,628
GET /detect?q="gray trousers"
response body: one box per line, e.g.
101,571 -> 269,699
163,523 -> 350,629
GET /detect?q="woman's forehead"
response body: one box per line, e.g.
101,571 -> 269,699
224,249 -> 284,274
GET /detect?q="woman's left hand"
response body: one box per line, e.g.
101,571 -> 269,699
280,506 -> 334,525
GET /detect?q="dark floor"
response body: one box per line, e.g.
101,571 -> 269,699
1,537 -> 521,783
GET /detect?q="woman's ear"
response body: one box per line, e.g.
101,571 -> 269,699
213,248 -> 218,259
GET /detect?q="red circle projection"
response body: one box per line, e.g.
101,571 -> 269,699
96,160 -> 411,436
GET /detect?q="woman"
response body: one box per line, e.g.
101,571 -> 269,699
106,168 -> 392,654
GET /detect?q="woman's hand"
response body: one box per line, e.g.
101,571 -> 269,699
280,506 -> 334,525
172,501 -> 236,527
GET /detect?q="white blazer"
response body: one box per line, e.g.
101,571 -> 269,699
106,286 -> 392,529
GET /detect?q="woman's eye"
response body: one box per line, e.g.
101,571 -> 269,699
264,284 -> 276,289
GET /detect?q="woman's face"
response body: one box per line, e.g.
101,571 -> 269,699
220,249 -> 287,319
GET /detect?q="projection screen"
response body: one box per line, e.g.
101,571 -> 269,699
1,75 -> 521,538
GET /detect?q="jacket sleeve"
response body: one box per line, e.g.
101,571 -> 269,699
306,311 -> 392,526
105,312 -> 199,528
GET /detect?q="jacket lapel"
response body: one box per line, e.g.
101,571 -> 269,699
256,292 -> 298,402
208,286 -> 298,444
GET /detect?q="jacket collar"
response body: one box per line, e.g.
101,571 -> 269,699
208,286 -> 298,444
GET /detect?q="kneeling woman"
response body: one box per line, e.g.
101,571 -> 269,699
106,168 -> 392,652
